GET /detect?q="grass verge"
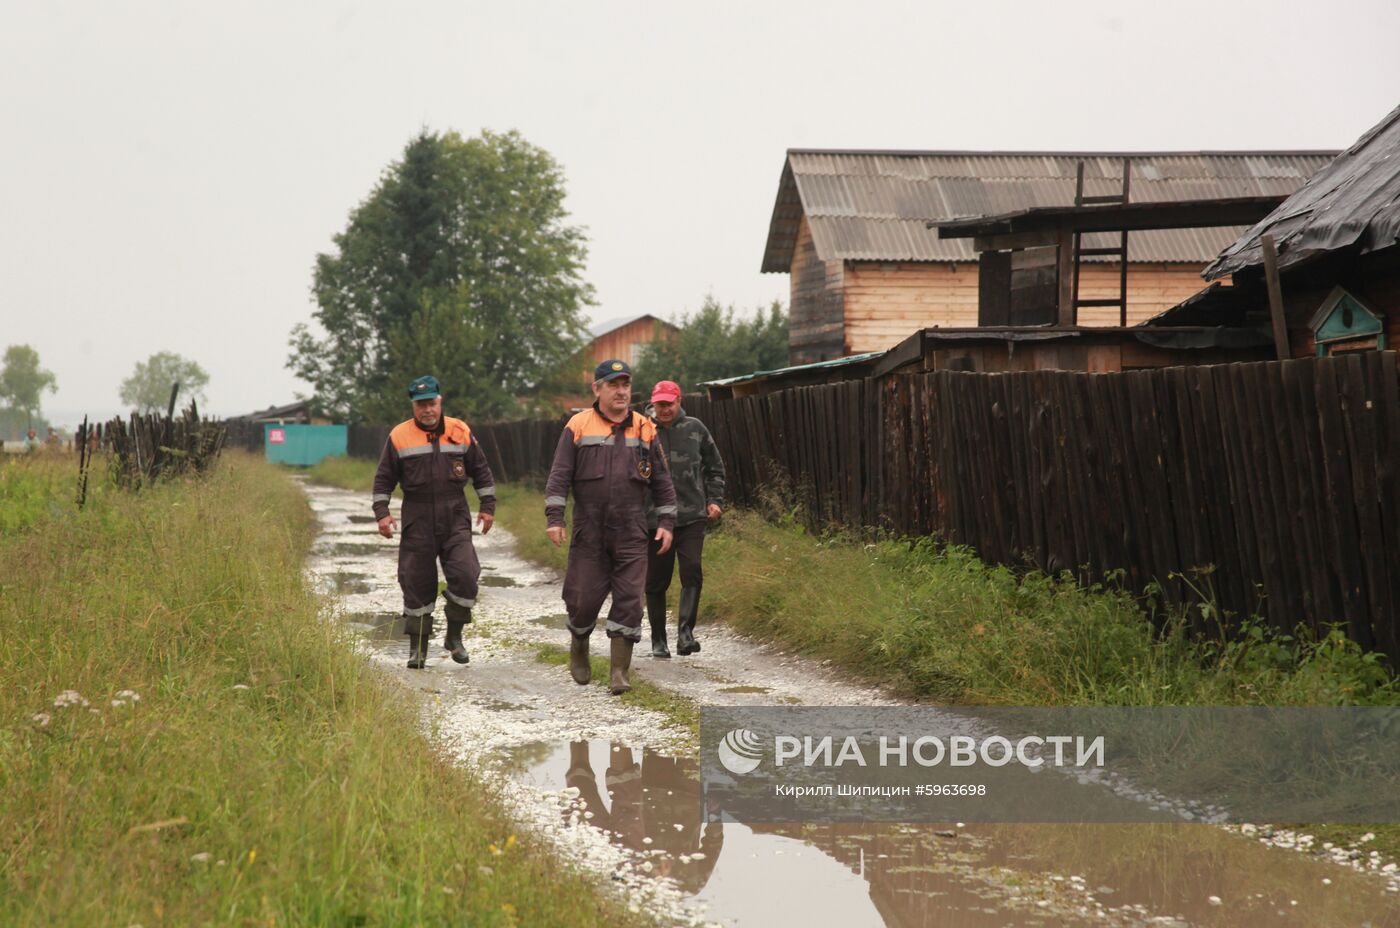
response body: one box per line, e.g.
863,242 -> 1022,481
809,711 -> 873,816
0,452 -> 648,928
703,510 -> 1397,708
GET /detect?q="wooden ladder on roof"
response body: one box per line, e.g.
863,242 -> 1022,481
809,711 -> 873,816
1071,158 -> 1131,327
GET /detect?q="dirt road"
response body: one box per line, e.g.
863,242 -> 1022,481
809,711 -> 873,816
304,481 -> 1399,928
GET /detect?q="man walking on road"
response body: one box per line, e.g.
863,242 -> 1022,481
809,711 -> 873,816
545,360 -> 678,695
644,380 -> 725,658
371,375 -> 496,669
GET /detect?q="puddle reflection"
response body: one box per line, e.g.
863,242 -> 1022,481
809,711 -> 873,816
517,740 -> 1400,927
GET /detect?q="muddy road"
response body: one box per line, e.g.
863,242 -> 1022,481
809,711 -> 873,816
303,481 -> 1399,928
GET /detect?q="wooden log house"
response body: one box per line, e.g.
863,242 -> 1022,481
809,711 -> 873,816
762,150 -> 1336,365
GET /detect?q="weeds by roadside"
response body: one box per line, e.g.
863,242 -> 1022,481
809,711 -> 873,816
0,452 -> 648,928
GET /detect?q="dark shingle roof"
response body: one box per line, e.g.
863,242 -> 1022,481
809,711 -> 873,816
1205,106 -> 1400,280
762,149 -> 1337,272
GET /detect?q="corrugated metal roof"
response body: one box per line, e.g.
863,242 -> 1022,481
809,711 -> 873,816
1205,106 -> 1400,280
762,150 -> 1337,272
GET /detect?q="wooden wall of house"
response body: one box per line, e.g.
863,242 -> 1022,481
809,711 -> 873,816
788,215 -> 847,364
841,261 -> 1214,354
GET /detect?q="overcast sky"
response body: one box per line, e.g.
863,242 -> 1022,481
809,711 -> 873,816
3,0 -> 1398,425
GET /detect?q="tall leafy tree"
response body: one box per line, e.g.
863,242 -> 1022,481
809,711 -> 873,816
119,352 -> 209,413
289,129 -> 593,423
0,344 -> 57,429
634,298 -> 788,398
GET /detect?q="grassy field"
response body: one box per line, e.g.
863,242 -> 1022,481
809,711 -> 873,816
0,452 -> 107,537
0,452 -> 647,927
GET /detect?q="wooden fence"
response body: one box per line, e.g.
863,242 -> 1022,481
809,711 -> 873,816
688,353 -> 1400,662
332,354 -> 1400,661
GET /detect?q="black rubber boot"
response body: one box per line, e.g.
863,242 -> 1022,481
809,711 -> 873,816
646,592 -> 671,659
444,617 -> 470,665
609,635 -> 634,695
406,633 -> 428,669
676,587 -> 701,655
406,613 -> 432,669
569,634 -> 592,685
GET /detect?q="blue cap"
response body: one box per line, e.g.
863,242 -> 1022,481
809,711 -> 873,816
408,375 -> 440,400
594,359 -> 632,382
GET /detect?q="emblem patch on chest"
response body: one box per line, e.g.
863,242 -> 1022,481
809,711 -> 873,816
451,459 -> 466,479
638,457 -> 653,479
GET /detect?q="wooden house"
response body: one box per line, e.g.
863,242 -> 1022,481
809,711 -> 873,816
762,150 -> 1335,364
555,314 -> 679,409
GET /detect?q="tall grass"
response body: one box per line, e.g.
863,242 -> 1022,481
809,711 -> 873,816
701,511 -> 1397,707
0,453 -> 645,927
0,453 -> 105,536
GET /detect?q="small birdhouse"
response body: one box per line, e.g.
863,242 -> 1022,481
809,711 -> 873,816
1308,287 -> 1386,356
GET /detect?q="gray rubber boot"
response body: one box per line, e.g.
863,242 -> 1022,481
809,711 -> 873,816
569,634 -> 592,685
609,635 -> 634,695
646,592 -> 671,659
444,617 -> 470,665
676,587 -> 701,655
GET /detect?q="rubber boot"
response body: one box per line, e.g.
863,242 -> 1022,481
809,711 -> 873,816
406,633 -> 428,669
676,587 -> 702,655
444,617 -> 470,665
646,592 -> 671,659
569,634 -> 592,685
609,635 -> 634,695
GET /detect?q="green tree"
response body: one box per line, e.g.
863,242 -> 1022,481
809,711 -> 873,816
634,297 -> 789,397
288,129 -> 593,423
0,345 -> 57,430
119,352 -> 210,413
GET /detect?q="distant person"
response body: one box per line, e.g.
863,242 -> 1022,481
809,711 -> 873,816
544,360 -> 678,694
43,427 -> 60,450
24,428 -> 40,453
371,375 -> 496,669
644,381 -> 725,658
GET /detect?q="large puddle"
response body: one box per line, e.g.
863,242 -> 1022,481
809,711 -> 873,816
509,739 -> 1400,927
301,480 -> 1400,927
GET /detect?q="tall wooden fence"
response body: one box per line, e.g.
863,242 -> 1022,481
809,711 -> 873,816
688,353 -> 1400,662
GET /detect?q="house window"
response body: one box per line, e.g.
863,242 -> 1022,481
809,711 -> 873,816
630,342 -> 645,365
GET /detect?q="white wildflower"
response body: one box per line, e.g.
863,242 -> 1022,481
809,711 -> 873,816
116,690 -> 141,701
54,690 -> 89,708
31,712 -> 51,727
190,852 -> 212,863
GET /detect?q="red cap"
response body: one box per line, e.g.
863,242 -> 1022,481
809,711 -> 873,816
650,380 -> 682,403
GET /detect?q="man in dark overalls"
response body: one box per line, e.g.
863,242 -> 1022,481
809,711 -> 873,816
371,375 -> 496,669
545,360 -> 677,694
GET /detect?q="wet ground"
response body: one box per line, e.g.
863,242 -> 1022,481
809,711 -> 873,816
302,481 -> 1400,928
